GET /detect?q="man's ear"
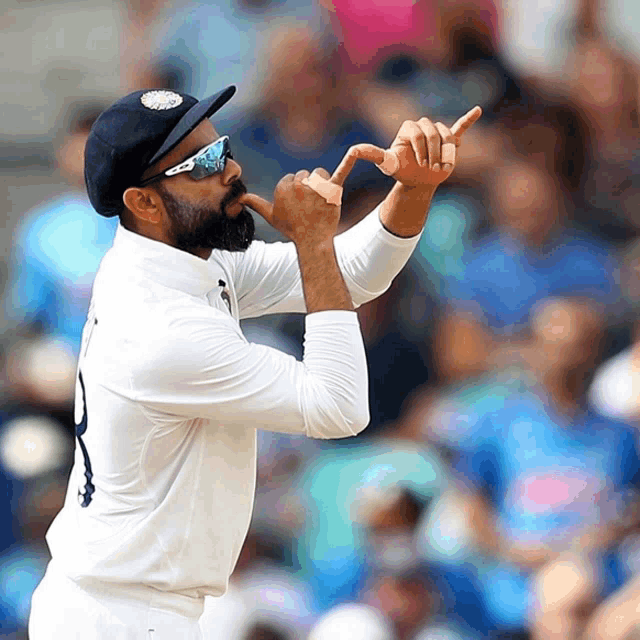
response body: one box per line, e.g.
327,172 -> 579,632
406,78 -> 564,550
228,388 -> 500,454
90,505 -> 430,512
122,187 -> 163,225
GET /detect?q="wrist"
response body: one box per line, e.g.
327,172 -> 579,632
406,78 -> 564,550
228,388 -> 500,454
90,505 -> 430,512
379,182 -> 437,238
394,182 -> 438,200
294,236 -> 335,255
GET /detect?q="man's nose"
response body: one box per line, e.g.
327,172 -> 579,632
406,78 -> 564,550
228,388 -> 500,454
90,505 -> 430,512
222,158 -> 242,185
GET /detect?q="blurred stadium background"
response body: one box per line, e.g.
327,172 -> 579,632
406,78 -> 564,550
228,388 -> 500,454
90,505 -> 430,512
2,0 -> 640,638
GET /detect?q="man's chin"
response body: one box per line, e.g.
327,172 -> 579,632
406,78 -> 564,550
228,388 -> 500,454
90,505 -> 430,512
215,207 -> 255,252
170,206 -> 255,253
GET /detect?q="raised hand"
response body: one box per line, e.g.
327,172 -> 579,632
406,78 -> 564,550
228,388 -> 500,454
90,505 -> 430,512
239,168 -> 363,313
239,166 -> 351,247
331,106 -> 483,189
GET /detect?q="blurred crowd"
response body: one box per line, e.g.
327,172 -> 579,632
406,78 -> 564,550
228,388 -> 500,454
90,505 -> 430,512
2,0 -> 640,638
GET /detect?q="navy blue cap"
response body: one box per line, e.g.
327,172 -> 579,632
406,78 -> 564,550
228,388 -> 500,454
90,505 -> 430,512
84,86 -> 236,217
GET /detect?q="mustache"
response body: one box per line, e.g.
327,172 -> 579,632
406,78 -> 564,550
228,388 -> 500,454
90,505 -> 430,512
220,180 -> 248,213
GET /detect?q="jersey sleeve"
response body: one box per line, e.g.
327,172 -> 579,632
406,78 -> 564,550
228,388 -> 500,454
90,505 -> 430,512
230,206 -> 422,318
131,308 -> 370,439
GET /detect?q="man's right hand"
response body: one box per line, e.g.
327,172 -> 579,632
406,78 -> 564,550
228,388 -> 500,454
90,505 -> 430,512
239,168 -> 344,248
239,168 -> 357,313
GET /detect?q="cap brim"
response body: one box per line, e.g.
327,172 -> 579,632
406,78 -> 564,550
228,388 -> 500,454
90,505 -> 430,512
146,85 -> 236,168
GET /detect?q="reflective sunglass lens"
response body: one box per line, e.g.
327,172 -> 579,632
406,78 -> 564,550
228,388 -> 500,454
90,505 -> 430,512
191,139 -> 230,180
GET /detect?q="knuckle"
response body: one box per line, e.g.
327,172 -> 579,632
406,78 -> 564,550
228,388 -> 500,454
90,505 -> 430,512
276,175 -> 295,195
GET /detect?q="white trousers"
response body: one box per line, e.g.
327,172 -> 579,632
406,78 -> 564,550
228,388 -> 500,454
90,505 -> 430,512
29,563 -> 204,640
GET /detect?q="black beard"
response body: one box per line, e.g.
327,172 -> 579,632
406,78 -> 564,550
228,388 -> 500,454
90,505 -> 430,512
157,180 -> 255,253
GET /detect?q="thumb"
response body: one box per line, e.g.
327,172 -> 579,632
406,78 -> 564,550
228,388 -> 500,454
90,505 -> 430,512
239,193 -> 273,223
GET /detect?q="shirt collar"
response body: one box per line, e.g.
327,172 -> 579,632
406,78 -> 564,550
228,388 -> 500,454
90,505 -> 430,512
111,223 -> 224,296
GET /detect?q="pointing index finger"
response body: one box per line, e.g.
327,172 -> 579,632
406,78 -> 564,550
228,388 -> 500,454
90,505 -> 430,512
331,144 -> 387,186
451,106 -> 483,144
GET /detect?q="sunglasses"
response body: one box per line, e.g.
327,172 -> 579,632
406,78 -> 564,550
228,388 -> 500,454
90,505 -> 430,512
139,136 -> 233,187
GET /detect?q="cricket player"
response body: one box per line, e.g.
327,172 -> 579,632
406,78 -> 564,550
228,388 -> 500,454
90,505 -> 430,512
28,85 -> 480,639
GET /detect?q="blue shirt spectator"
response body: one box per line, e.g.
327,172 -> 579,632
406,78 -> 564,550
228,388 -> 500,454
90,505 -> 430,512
417,484 -> 532,637
6,193 -> 117,356
294,439 -> 450,612
416,381 -> 640,636
426,369 -> 532,450
451,229 -> 620,333
455,390 -> 640,548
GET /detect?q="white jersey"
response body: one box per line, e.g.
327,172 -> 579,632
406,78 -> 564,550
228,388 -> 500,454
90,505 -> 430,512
44,205 -> 421,616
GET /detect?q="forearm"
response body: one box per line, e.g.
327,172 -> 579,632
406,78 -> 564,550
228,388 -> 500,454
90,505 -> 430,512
300,158 -> 441,309
295,241 -> 369,437
378,181 -> 437,238
296,240 -> 353,313
333,198 -> 424,308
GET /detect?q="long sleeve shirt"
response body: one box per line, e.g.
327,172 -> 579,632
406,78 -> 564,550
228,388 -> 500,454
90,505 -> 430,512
45,205 -> 421,618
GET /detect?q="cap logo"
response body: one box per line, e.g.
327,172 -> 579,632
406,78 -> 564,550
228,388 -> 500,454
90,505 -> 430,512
140,90 -> 184,111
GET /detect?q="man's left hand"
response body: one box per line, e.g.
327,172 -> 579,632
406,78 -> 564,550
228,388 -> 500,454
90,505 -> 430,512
332,106 -> 482,189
